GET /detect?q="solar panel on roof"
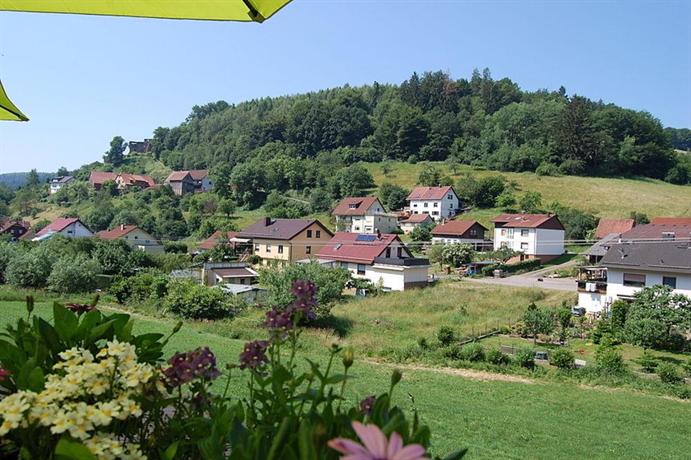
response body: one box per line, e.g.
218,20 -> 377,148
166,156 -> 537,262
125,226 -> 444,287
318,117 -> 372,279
355,234 -> 377,242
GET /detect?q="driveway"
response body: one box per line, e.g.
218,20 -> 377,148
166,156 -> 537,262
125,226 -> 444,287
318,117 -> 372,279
463,258 -> 579,292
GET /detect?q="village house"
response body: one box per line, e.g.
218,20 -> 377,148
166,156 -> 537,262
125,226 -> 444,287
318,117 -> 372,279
620,220 -> 691,241
89,171 -> 155,191
332,196 -> 398,234
431,219 -> 490,250
196,231 -> 251,254
399,213 -> 434,234
165,171 -> 195,196
492,213 -> 565,262
594,218 -> 635,239
89,171 -> 118,190
0,218 -> 30,241
96,224 -> 163,253
188,170 -> 213,192
32,217 -> 93,241
201,262 -> 259,287
577,241 -> 691,313
238,218 -> 334,265
49,176 -> 74,194
316,232 -> 429,291
407,186 -> 461,221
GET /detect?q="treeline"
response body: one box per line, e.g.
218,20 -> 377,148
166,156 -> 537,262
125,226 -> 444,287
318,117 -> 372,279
148,69 -> 690,185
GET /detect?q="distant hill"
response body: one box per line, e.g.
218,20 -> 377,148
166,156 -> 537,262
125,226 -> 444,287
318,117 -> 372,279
0,172 -> 53,189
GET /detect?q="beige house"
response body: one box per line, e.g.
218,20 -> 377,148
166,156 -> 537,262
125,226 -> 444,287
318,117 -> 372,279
332,196 -> 398,234
96,224 -> 164,253
238,218 -> 334,265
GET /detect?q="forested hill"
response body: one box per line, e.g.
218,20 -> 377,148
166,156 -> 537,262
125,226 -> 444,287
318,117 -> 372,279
145,69 -> 690,186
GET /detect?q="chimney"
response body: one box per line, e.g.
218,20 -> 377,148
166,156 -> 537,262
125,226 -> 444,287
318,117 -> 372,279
120,224 -> 125,231
264,217 -> 272,226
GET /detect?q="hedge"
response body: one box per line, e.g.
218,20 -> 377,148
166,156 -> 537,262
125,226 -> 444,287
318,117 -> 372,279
481,258 -> 541,276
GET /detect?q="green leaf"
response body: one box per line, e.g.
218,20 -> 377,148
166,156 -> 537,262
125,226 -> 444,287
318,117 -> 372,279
27,366 -> 45,392
54,437 -> 97,460
76,310 -> 101,340
160,441 -> 179,460
37,318 -> 61,351
87,319 -> 117,342
298,420 -> 318,460
440,448 -> 468,460
267,417 -> 292,460
53,304 -> 78,342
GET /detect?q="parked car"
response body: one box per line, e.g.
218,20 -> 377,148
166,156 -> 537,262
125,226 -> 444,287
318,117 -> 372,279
571,306 -> 586,317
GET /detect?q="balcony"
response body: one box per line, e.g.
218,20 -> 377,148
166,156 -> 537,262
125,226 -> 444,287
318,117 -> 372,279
576,280 -> 607,294
373,257 -> 430,267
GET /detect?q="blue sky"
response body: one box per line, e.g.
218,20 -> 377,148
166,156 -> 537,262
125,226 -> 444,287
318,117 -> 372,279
1,0 -> 690,172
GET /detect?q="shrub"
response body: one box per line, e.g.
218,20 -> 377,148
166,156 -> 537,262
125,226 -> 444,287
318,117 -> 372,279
595,344 -> 626,375
460,343 -> 485,362
47,255 -> 101,294
246,254 -> 262,265
165,280 -> 231,320
437,325 -> 456,346
636,350 -> 658,373
682,359 -> 691,377
656,363 -> 683,384
549,348 -> 575,369
486,347 -> 511,365
515,347 -> 535,369
6,251 -> 54,288
443,344 -> 463,360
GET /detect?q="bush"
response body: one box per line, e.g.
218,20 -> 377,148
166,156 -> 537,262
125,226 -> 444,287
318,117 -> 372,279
515,347 -> 535,369
47,255 -> 101,294
165,280 -> 231,320
246,254 -> 262,265
656,363 -> 683,384
636,350 -> 658,373
437,326 -> 456,346
110,271 -> 169,304
595,344 -> 626,375
486,347 -> 510,365
6,251 -> 54,288
460,343 -> 485,362
683,359 -> 691,377
549,348 -> 575,369
443,344 -> 463,360
481,259 -> 541,277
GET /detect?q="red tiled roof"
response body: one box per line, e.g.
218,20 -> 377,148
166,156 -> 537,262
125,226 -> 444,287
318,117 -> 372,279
97,225 -> 141,240
401,214 -> 433,224
432,220 -> 487,237
594,219 -> 635,239
492,213 -> 564,230
0,218 -> 29,233
188,170 -> 209,181
332,196 -> 381,216
89,171 -> 118,185
650,217 -> 691,225
239,218 -> 332,241
407,186 -> 455,201
317,232 -> 401,264
165,171 -> 192,182
118,174 -> 155,187
212,267 -> 258,278
198,231 -> 240,250
35,217 -> 82,237
622,223 -> 691,240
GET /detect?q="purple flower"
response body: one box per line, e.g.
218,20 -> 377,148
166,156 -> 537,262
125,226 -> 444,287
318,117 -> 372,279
65,303 -> 96,314
264,308 -> 293,331
163,347 -> 220,387
0,367 -> 11,382
359,395 -> 377,416
328,422 -> 429,460
289,279 -> 318,322
239,340 -> 269,370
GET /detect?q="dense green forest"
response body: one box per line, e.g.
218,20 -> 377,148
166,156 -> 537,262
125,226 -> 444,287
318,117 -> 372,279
147,69 -> 690,186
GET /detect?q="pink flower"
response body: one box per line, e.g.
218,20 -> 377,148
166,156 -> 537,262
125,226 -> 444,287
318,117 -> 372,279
328,421 -> 428,460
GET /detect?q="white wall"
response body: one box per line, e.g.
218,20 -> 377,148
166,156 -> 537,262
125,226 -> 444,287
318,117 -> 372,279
493,227 -> 564,256
337,258 -> 427,291
535,228 -> 565,256
607,269 -> 691,300
409,194 -> 459,221
578,292 -> 609,313
350,215 -> 398,234
432,237 -> 485,246
60,222 -> 93,238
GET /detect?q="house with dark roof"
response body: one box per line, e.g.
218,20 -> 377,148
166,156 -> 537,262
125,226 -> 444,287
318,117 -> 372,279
431,220 -> 490,250
32,217 -> 93,241
49,176 -> 74,195
621,221 -> 691,242
492,213 -> 565,262
407,186 -> 461,221
594,218 -> 635,239
238,218 -> 334,265
332,196 -> 398,234
578,241 -> 691,314
0,218 -> 30,241
96,224 -> 163,253
399,213 -> 434,234
200,262 -> 259,287
164,171 -> 195,196
316,232 -> 429,291
188,170 -> 213,192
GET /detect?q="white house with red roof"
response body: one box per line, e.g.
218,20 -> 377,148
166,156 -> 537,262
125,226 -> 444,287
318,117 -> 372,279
492,213 -> 565,262
432,220 -> 489,250
407,186 -> 460,221
332,196 -> 398,234
399,213 -> 434,234
32,217 -> 93,241
96,224 -> 163,253
316,232 -> 429,291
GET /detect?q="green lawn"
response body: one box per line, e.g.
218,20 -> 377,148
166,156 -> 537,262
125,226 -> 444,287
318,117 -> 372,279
2,298 -> 690,459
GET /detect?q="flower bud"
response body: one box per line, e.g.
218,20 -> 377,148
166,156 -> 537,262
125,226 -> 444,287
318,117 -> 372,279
391,369 -> 403,387
342,347 -> 354,369
172,321 -> 183,334
26,296 -> 34,314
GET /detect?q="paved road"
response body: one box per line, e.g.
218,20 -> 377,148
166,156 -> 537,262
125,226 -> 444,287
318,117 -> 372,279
462,258 -> 579,292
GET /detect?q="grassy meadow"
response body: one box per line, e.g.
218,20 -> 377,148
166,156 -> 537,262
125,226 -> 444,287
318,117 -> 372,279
1,298 -> 690,459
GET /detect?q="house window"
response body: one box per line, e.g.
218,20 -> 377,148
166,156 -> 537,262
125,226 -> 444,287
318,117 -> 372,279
501,229 -> 507,236
385,248 -> 391,258
278,245 -> 284,254
662,276 -> 677,289
432,211 -> 439,216
433,202 -> 438,208
240,279 -> 246,285
662,232 -> 675,240
254,244 -> 260,252
316,230 -> 321,238
521,229 -> 529,237
447,194 -> 452,200
305,246 -> 312,255
357,264 -> 366,275
413,203 -> 418,207
397,247 -> 403,258
307,230 -> 313,238
349,203 -> 357,209
470,229 -> 477,236
623,273 -> 646,287
423,202 -> 428,208
520,242 -> 528,250
266,245 -> 272,253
